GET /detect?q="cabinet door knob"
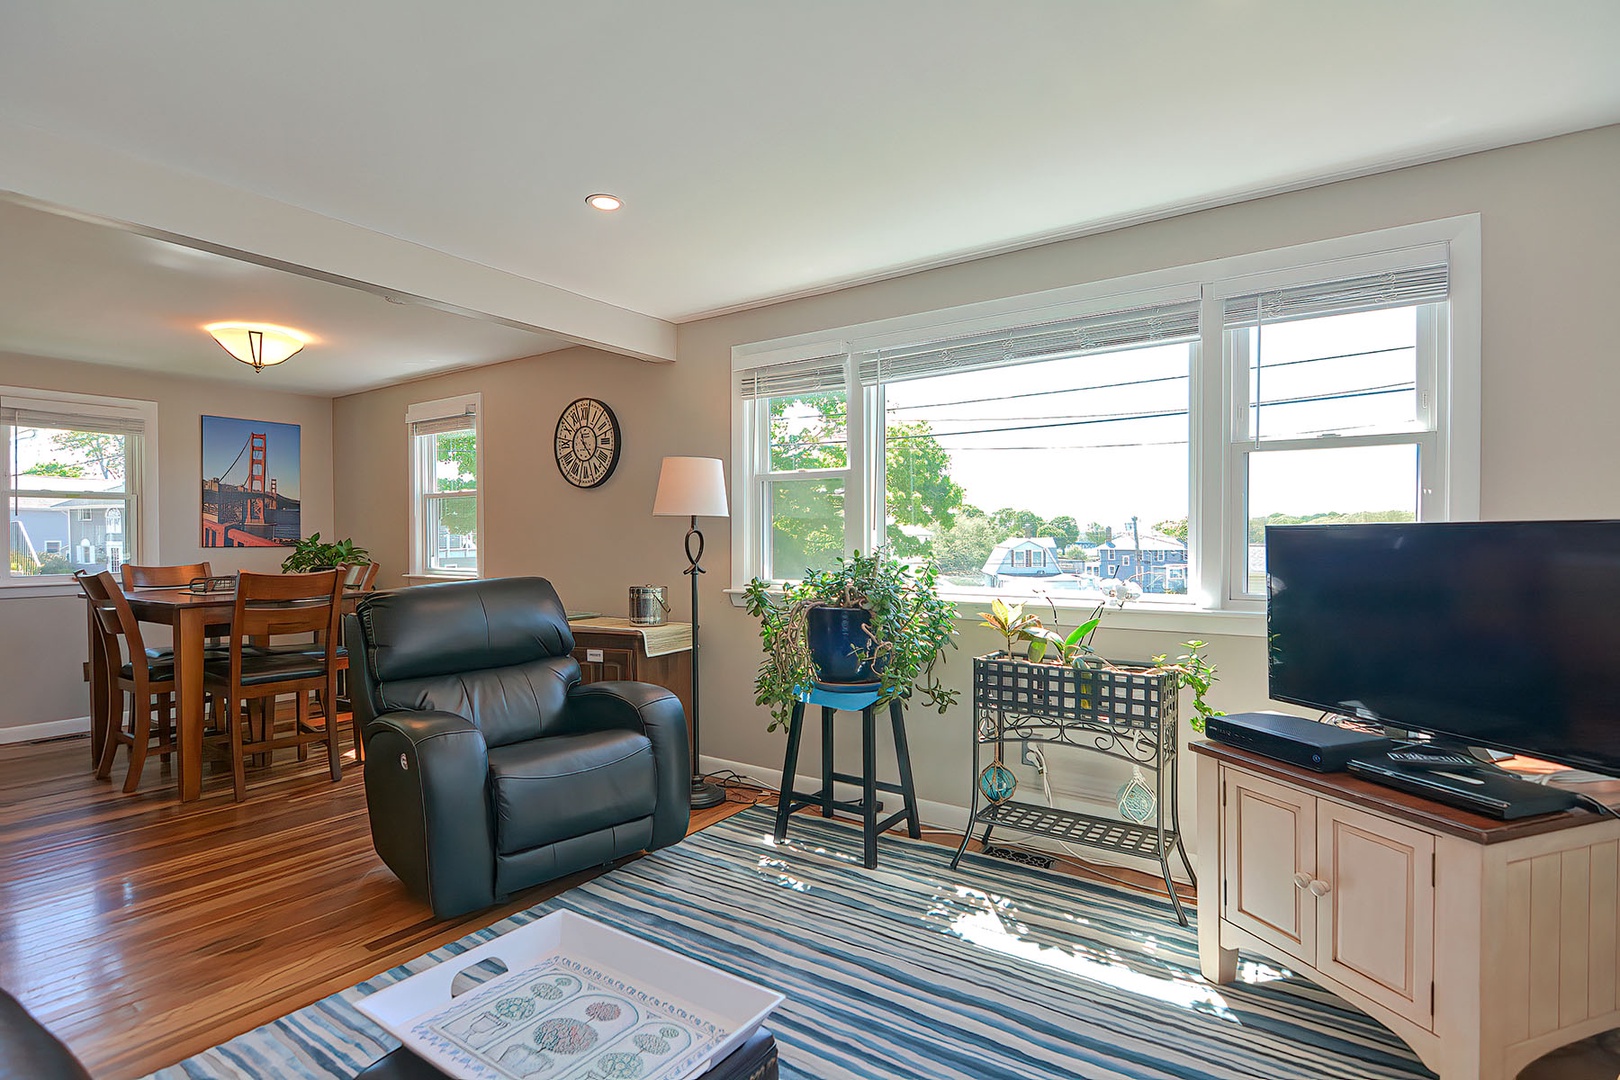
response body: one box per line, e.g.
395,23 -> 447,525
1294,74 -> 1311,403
1292,871 -> 1311,890
1308,878 -> 1331,897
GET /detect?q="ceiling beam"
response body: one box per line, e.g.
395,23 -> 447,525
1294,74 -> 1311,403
0,116 -> 677,363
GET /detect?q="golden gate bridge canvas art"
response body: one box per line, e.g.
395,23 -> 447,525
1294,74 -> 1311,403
201,415 -> 302,548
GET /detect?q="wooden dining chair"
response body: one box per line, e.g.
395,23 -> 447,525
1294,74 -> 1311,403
204,570 -> 345,802
121,562 -> 212,590
78,571 -> 179,794
342,561 -> 379,593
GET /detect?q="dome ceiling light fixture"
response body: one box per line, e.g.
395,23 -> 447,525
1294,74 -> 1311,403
585,193 -> 623,212
205,322 -> 310,373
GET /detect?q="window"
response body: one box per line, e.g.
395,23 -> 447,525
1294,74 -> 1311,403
1221,261 -> 1448,600
733,218 -> 1479,612
3,392 -> 153,583
408,394 -> 481,577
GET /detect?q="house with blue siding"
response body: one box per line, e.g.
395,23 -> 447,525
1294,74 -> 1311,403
1093,531 -> 1188,592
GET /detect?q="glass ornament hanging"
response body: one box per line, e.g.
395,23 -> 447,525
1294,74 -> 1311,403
978,758 -> 1016,804
1116,766 -> 1157,824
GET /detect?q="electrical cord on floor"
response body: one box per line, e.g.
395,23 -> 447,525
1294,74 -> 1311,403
698,770 -> 778,806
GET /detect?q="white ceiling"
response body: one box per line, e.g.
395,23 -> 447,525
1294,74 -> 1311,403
1,1 -> 1618,393
0,199 -> 573,395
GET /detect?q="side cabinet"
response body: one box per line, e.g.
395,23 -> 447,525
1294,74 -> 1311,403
1195,742 -> 1620,1080
1222,771 -> 1316,964
1314,800 -> 1434,1025
1220,771 -> 1434,1026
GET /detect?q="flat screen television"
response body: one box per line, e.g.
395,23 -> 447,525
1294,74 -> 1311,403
1266,520 -> 1620,779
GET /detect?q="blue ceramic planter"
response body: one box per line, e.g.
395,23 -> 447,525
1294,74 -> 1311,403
806,605 -> 878,684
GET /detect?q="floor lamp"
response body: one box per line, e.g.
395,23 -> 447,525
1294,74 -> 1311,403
653,456 -> 729,810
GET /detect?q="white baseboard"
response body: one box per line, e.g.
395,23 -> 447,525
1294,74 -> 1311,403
699,752 -> 1198,882
0,715 -> 91,745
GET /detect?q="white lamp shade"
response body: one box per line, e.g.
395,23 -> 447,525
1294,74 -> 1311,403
206,322 -> 309,369
653,456 -> 729,518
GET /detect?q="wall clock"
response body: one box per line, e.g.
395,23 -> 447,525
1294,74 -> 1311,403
554,397 -> 622,488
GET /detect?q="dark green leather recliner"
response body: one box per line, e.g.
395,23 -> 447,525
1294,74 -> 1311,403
349,577 -> 690,919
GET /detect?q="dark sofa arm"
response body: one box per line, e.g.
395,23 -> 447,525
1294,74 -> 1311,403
0,989 -> 90,1080
364,710 -> 496,919
566,682 -> 692,849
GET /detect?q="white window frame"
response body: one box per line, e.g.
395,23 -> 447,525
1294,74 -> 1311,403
407,393 -> 482,580
1,388 -> 159,597
731,216 -> 1480,622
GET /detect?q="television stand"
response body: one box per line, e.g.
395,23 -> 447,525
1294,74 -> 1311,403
1195,740 -> 1620,1080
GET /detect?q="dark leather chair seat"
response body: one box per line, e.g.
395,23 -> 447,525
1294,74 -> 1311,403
203,652 -> 327,686
245,642 -> 349,660
122,658 -> 175,681
488,729 -> 657,854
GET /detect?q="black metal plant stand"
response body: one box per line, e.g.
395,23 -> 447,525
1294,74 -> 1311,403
951,654 -> 1196,925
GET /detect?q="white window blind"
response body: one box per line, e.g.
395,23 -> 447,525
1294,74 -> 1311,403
1222,262 -> 1448,327
406,395 -> 477,437
861,299 -> 1201,384
0,400 -> 147,436
737,300 -> 1202,397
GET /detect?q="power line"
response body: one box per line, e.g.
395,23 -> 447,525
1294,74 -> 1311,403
781,343 -> 1415,419
775,381 -> 1417,455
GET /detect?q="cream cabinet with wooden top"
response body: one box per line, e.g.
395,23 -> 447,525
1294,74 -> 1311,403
1195,741 -> 1620,1080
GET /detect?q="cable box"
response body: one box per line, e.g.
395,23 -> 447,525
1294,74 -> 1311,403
1346,756 -> 1579,820
1205,711 -> 1393,772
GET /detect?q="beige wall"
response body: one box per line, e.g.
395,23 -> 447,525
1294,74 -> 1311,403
0,352 -> 334,736
333,125 -> 1620,863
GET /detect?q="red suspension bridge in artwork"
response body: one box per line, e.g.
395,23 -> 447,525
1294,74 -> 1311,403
202,431 -> 302,548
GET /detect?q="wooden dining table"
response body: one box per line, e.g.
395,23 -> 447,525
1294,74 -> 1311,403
122,587 -> 236,802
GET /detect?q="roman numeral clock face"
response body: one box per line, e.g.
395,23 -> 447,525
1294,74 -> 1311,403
553,397 -> 622,489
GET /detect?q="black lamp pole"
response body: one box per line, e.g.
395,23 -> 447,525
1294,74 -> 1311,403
684,514 -> 726,810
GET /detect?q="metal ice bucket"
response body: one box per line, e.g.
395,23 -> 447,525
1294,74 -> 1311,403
628,584 -> 670,625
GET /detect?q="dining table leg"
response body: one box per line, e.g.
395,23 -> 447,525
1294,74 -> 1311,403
175,607 -> 208,802
86,599 -> 109,769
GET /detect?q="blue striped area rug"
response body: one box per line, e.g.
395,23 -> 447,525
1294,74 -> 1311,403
147,807 -> 1434,1079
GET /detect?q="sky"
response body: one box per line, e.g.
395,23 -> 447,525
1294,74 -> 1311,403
881,306 -> 1421,530
201,414 -> 301,500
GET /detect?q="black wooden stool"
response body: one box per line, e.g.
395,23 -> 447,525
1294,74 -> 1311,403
772,685 -> 920,868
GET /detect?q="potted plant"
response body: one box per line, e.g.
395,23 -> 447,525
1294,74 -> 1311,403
743,548 -> 959,732
281,533 -> 371,574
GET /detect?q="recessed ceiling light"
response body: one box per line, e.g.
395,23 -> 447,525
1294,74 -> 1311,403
585,193 -> 623,212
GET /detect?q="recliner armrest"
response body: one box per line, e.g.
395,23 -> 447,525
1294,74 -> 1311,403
566,682 -> 691,848
0,989 -> 91,1080
363,709 -> 497,919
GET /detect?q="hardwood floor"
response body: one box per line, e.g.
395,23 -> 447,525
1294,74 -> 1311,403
0,726 -> 1210,1080
0,733 -> 750,1078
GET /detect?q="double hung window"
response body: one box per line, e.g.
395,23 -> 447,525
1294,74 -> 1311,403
2,392 -> 151,582
408,394 -> 481,577
734,219 -> 1478,612
1220,257 -> 1450,600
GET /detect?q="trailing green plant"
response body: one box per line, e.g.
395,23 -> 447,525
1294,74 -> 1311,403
1150,639 -> 1223,733
744,548 -> 960,732
280,532 -> 371,574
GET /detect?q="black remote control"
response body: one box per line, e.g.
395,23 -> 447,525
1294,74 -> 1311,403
1386,750 -> 1478,766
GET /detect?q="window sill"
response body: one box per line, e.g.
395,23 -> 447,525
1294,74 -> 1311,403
0,579 -> 85,600
723,587 -> 1266,637
404,572 -> 480,583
